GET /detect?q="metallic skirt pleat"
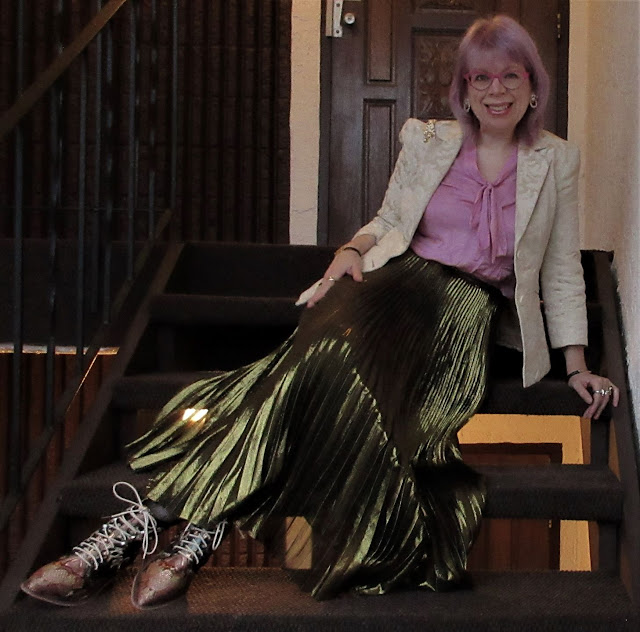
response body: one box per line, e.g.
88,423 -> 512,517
127,252 -> 500,599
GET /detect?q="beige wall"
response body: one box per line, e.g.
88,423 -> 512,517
290,0 -> 321,245
568,0 -> 640,432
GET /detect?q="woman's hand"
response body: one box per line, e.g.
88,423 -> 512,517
307,250 -> 363,308
568,371 -> 619,419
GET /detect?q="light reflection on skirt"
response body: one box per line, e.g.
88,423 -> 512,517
127,252 -> 500,599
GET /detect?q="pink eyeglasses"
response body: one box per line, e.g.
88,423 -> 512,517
464,69 -> 530,91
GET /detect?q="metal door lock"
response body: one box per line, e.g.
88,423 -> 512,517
326,0 -> 361,37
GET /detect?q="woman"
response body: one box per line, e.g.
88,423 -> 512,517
21,15 -> 618,608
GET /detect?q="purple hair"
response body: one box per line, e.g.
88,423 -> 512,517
449,15 -> 550,146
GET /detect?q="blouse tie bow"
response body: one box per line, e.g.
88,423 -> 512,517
470,182 -> 509,263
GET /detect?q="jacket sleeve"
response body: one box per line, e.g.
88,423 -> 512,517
352,119 -> 423,243
540,142 -> 589,348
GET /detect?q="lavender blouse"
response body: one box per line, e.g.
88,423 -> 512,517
410,140 -> 517,297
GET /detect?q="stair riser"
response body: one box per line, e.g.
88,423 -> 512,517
58,463 -> 623,524
144,301 -> 602,377
165,243 -> 334,297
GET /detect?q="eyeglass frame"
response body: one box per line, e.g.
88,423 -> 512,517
464,70 -> 531,91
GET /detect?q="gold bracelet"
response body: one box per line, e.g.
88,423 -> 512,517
334,244 -> 362,257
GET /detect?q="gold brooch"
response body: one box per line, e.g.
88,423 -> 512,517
423,119 -> 436,143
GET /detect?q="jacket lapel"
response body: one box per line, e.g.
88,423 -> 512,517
515,137 -> 552,246
409,125 -> 463,227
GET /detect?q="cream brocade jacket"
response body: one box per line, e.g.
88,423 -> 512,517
298,119 -> 588,388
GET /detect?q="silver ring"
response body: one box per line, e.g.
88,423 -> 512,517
606,385 -> 614,394
327,276 -> 337,282
594,388 -> 608,397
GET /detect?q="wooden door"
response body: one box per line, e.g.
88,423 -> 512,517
320,0 -> 569,245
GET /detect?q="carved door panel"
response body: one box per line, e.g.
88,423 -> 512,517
321,0 -> 569,244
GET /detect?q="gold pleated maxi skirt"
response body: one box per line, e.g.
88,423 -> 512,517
127,252 -> 501,600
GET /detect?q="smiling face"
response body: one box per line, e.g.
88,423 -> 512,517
465,50 -> 532,142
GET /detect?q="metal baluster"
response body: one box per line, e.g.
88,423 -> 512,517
102,18 -> 114,323
201,0 -> 209,239
183,0 -> 193,238
126,0 -> 138,279
147,0 -> 158,238
217,0 -> 227,239
170,0 -> 178,211
270,1 -> 279,242
235,0 -> 243,240
76,50 -> 88,372
45,0 -> 65,430
10,0 -> 26,497
252,0 -> 258,242
91,0 -> 104,312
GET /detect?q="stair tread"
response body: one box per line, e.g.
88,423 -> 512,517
113,372 -> 604,418
60,461 -> 623,521
482,377 -> 607,417
4,568 -> 637,631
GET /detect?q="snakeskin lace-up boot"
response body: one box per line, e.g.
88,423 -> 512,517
131,520 -> 227,609
21,482 -> 161,606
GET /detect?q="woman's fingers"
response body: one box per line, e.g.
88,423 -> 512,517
612,385 -> 620,407
306,254 -> 363,308
571,380 -> 593,406
307,278 -> 335,308
569,373 -> 618,419
591,392 -> 609,419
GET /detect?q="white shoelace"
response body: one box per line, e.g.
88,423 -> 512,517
172,521 -> 227,565
72,481 -> 160,570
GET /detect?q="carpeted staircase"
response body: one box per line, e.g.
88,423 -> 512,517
1,242 -> 638,631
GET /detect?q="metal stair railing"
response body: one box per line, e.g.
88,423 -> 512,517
0,0 -> 179,580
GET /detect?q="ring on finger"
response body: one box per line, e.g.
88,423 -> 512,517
328,276 -> 337,282
594,388 -> 609,397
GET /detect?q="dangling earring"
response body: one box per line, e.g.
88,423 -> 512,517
463,98 -> 471,113
529,93 -> 538,109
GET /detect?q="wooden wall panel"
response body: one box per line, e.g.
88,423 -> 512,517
0,351 -> 114,578
0,0 -> 292,244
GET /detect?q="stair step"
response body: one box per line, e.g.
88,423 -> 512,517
113,372 -> 603,418
481,377 -> 609,418
478,464 -> 621,519
59,462 -> 622,522
166,242 -> 334,296
150,294 -> 301,326
113,372 -> 222,410
3,568 -> 636,631
149,293 -> 602,328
